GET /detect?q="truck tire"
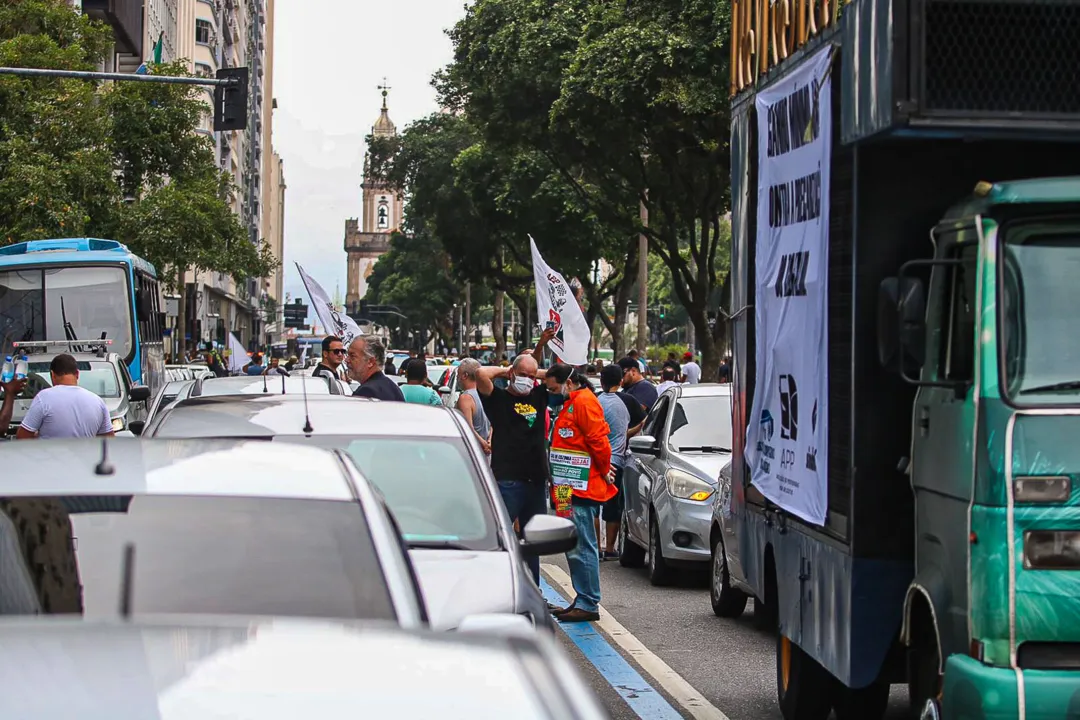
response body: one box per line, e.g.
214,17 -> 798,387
647,513 -> 673,586
710,533 -> 748,617
618,517 -> 646,568
776,634 -> 832,720
832,679 -> 890,720
907,606 -> 941,717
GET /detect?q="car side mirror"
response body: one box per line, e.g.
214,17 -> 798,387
520,514 -> 577,556
629,434 -> 660,456
127,420 -> 145,436
129,385 -> 151,402
438,385 -> 451,394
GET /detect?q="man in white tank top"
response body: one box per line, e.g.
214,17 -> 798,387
455,359 -> 492,455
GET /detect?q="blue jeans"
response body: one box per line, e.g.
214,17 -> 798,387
566,503 -> 601,613
497,480 -> 547,584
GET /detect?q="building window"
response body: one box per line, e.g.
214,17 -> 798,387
195,63 -> 212,78
195,19 -> 212,45
377,201 -> 389,230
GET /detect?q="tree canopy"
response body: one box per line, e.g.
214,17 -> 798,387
0,0 -> 275,288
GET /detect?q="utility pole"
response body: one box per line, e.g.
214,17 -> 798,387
637,196 -> 649,354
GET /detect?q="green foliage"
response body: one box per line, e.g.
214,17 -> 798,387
0,0 -> 275,286
443,0 -> 733,374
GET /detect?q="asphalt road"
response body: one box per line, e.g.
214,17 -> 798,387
543,553 -> 913,720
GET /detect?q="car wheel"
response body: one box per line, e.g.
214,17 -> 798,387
647,513 -> 673,586
710,533 -> 748,618
618,516 -> 646,568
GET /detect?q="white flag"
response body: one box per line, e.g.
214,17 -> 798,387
530,236 -> 590,366
296,263 -> 363,348
227,332 -> 248,374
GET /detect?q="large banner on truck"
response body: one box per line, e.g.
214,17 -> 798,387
745,47 -> 832,526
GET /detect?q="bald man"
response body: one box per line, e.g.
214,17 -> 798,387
476,328 -> 555,584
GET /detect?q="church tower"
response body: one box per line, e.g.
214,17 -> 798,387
344,81 -> 404,310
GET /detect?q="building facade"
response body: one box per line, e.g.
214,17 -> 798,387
344,89 -> 403,310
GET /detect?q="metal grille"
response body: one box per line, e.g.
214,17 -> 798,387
923,0 -> 1080,115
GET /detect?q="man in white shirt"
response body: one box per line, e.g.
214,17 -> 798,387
681,351 -> 702,384
16,354 -> 114,440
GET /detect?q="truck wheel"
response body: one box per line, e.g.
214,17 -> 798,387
776,634 -> 832,720
907,610 -> 941,716
710,533 -> 748,617
618,517 -> 646,568
647,514 -> 673,586
832,679 -> 890,720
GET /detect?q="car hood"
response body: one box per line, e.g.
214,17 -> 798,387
670,451 -> 731,485
408,549 -> 515,631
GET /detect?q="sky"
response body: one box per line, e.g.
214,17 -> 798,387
272,0 -> 466,319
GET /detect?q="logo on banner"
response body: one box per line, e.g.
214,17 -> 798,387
775,251 -> 810,298
779,374 -> 799,441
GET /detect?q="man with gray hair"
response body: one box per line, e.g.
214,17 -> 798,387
455,358 -> 491,454
348,336 -> 404,402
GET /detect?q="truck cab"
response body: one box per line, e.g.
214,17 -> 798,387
881,179 -> 1080,717
725,0 -> 1080,717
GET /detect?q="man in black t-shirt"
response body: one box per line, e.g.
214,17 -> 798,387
618,356 -> 659,412
477,328 -> 555,584
348,337 -> 405,402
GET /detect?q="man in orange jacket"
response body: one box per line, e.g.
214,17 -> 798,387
546,364 -> 614,623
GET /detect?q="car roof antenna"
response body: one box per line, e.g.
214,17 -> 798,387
281,371 -> 286,395
301,373 -> 313,436
94,437 -> 114,476
119,542 -> 135,619
262,371 -> 268,393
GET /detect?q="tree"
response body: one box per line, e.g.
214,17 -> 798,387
368,111 -> 641,357
444,0 -> 734,376
0,0 -> 117,242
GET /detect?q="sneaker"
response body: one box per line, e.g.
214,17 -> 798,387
603,550 -> 619,560
558,608 -> 600,623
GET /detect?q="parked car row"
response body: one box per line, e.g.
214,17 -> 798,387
0,373 -> 606,717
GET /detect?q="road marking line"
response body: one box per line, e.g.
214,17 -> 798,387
542,563 -> 730,720
539,578 -> 685,720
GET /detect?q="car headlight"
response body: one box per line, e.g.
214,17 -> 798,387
110,417 -> 125,432
666,469 -> 714,502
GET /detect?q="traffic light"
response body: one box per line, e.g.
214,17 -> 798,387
659,306 -> 666,319
474,328 -> 482,345
214,67 -> 249,131
283,300 -> 308,329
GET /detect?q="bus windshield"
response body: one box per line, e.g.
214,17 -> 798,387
0,266 -> 133,360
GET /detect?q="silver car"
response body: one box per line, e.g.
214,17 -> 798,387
618,383 -> 733,585
0,438 -> 427,626
141,395 -> 578,631
707,457 -> 756,618
3,348 -> 151,436
0,615 -> 608,719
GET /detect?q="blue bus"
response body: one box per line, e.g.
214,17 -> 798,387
0,238 -> 165,391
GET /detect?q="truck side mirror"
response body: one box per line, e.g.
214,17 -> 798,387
877,276 -> 926,374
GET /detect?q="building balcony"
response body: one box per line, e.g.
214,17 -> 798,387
82,0 -> 143,57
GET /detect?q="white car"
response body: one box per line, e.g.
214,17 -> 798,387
142,395 -> 579,631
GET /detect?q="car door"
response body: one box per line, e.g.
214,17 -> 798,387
625,395 -> 672,546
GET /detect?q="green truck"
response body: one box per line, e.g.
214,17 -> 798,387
722,0 -> 1080,717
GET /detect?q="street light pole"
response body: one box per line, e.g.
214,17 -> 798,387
637,196 -> 649,355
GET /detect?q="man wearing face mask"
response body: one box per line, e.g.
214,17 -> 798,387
476,328 -> 556,584
348,336 -> 404,402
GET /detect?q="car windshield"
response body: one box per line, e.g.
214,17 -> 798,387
1001,221 -> 1080,405
669,395 -> 733,452
0,494 -> 396,620
0,266 -> 133,360
304,437 -> 498,550
1,360 -> 121,400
